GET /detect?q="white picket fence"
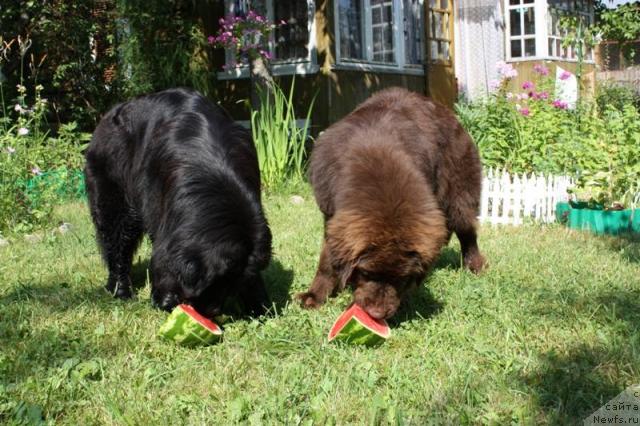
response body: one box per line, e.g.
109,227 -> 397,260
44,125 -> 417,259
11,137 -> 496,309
479,169 -> 573,225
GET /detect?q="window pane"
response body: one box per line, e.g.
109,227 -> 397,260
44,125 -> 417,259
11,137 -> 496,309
371,0 -> 395,63
231,0 -> 266,16
338,0 -> 364,60
510,9 -> 521,36
430,40 -> 438,61
523,7 -> 535,35
274,1 -> 309,60
404,0 -> 424,64
511,39 -> 522,57
524,38 -> 535,56
523,0 -> 534,3
509,0 -> 519,5
548,38 -> 555,57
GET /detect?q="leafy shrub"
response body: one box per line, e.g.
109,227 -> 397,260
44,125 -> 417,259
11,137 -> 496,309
457,61 -> 640,208
595,81 -> 640,113
251,79 -> 315,188
0,37 -> 87,234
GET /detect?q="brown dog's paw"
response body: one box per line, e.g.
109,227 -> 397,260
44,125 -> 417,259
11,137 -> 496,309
296,291 -> 323,309
465,253 -> 487,274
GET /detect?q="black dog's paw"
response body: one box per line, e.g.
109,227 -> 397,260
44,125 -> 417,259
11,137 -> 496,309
105,277 -> 133,299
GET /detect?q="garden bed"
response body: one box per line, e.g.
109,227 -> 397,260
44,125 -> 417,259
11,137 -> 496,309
556,201 -> 640,236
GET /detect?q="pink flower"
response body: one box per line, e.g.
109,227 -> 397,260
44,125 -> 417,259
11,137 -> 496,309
506,92 -> 514,100
533,64 -> 549,76
536,91 -> 549,100
519,107 -> 530,116
559,70 -> 572,80
6,146 -> 16,154
522,81 -> 534,90
31,166 -> 42,176
207,35 -> 215,44
552,99 -> 568,109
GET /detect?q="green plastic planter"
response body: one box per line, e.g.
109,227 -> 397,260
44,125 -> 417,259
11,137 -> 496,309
556,202 -> 640,236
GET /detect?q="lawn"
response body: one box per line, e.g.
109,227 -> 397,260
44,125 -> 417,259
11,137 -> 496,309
1,183 -> 639,425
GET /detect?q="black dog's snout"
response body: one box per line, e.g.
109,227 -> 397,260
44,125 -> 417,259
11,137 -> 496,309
152,291 -> 180,312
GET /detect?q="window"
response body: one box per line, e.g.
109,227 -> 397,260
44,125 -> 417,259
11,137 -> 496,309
507,0 -> 536,59
221,0 -> 317,77
335,0 -> 425,71
504,0 -> 595,62
427,0 -> 451,64
547,0 -> 593,60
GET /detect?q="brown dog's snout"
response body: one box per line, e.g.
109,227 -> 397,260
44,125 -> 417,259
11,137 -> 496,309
354,282 -> 402,320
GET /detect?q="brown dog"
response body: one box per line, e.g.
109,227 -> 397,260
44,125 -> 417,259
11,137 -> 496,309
297,88 -> 485,319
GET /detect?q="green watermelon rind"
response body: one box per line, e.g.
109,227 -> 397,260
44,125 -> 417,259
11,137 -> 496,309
159,306 -> 223,347
328,315 -> 389,347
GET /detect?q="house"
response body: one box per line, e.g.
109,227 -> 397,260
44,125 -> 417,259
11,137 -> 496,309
456,0 -> 597,100
209,0 -> 597,131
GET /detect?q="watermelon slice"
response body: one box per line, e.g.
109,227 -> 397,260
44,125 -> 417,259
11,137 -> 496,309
328,304 -> 390,346
159,304 -> 223,347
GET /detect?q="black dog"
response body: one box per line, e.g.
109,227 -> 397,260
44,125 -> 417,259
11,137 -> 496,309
84,88 -> 272,318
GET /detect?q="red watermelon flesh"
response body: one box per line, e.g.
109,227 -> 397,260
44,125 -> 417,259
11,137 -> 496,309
328,304 -> 390,346
178,304 -> 220,331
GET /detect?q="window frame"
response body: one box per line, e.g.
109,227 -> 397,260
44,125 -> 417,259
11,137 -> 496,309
217,0 -> 319,80
504,0 -> 595,63
333,0 -> 426,75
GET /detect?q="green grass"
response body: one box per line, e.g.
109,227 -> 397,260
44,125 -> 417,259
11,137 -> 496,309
1,183 -> 639,425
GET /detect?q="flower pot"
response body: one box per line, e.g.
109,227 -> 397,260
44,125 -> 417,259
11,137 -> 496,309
556,202 -> 640,236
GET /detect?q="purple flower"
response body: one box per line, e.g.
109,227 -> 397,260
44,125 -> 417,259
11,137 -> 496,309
207,35 -> 215,44
31,166 -> 42,176
559,70 -> 572,80
519,107 -> 530,116
488,79 -> 501,91
496,61 -> 518,79
533,64 -> 549,76
536,91 -> 549,100
522,81 -> 534,90
552,99 -> 568,109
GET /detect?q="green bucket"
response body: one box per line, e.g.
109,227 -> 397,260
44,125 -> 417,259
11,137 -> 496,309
556,202 -> 639,236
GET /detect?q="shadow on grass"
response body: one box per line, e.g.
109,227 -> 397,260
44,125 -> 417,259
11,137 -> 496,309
434,247 -> 463,271
520,344 -> 627,424
0,281 -> 126,314
520,289 -> 639,423
604,234 -> 640,264
389,285 -> 444,327
263,259 -> 295,313
130,257 -> 151,293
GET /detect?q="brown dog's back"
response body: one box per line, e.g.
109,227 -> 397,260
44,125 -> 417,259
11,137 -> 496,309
300,88 -> 485,319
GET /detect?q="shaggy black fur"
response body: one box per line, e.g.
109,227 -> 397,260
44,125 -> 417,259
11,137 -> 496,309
84,88 -> 272,318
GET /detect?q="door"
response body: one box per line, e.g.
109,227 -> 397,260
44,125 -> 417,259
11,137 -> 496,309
426,0 -> 456,107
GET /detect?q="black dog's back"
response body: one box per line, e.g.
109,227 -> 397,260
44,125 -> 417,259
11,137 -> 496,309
85,88 -> 271,318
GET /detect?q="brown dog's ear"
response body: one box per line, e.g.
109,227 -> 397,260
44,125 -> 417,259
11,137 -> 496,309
336,261 -> 357,291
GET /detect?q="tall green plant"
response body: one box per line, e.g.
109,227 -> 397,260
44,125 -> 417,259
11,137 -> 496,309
251,79 -> 315,188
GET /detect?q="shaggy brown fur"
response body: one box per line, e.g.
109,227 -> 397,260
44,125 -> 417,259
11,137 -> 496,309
297,88 -> 485,319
